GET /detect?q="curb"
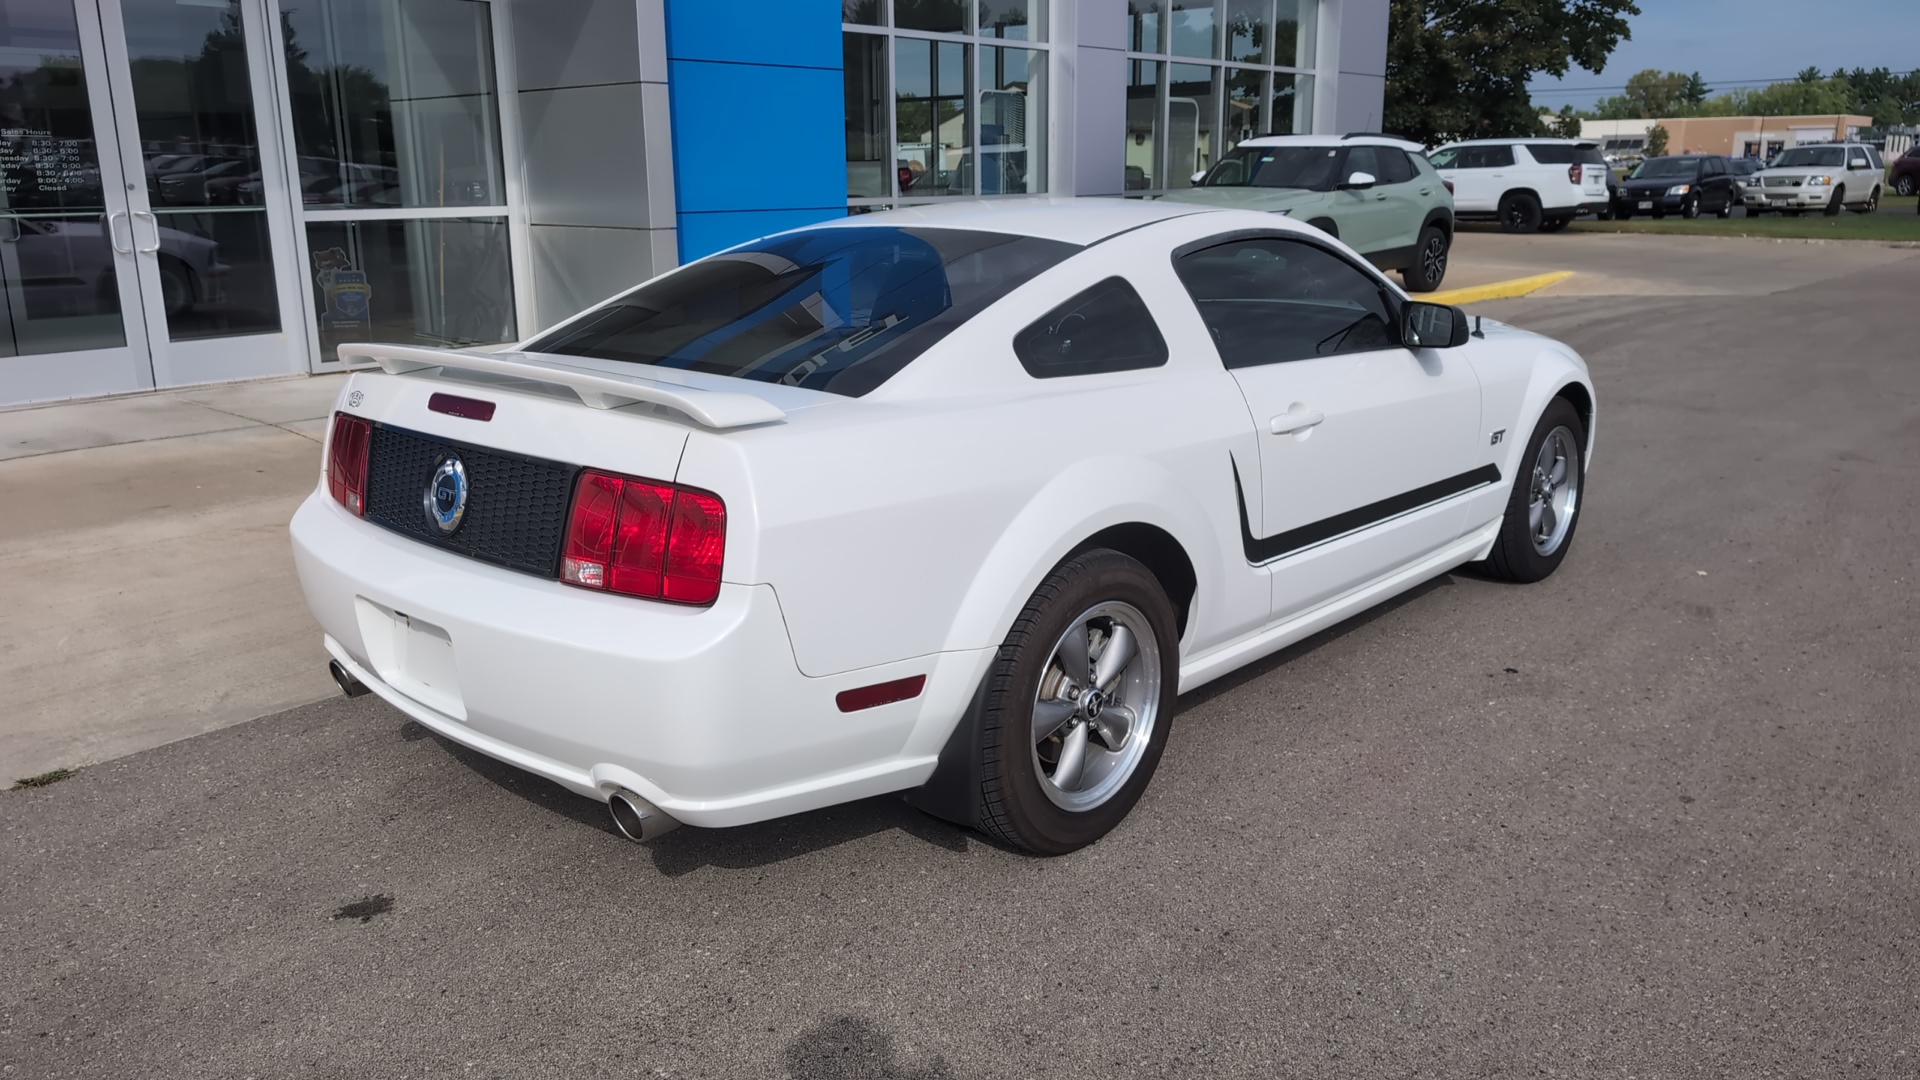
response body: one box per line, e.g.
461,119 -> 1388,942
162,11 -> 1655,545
1424,271 -> 1574,305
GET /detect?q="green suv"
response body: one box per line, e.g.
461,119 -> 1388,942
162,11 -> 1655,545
1159,134 -> 1456,292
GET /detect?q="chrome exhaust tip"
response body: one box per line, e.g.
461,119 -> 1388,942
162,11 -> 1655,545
328,659 -> 371,698
608,789 -> 680,843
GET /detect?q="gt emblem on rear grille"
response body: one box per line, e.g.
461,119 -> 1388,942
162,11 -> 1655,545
423,455 -> 469,536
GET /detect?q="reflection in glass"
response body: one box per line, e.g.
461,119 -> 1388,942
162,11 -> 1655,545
1167,64 -> 1215,187
1271,72 -> 1311,135
1225,0 -> 1268,64
279,0 -> 505,209
1276,0 -> 1313,67
979,0 -> 1041,40
843,0 -> 883,25
148,211 -> 279,340
1124,61 -> 1160,192
0,3 -> 125,356
844,33 -> 889,198
1127,0 -> 1161,52
1225,67 -> 1264,150
980,46 -> 1044,194
895,38 -> 969,197
0,215 -> 126,356
895,0 -> 965,33
1168,0 -> 1215,59
305,217 -> 513,357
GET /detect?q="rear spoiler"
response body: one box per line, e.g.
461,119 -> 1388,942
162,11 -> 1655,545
337,343 -> 787,430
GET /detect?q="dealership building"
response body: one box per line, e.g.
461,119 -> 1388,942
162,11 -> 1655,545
0,0 -> 1387,407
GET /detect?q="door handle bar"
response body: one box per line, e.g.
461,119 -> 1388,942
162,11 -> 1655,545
1270,408 -> 1325,435
132,209 -> 160,253
104,211 -> 133,254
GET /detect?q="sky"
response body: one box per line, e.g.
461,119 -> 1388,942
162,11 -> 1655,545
1527,0 -> 1918,111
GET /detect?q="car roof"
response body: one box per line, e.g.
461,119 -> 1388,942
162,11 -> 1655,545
807,196 -> 1230,246
1436,137 -> 1599,149
1234,133 -> 1425,152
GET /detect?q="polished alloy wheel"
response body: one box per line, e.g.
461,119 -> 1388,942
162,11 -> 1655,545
1421,235 -> 1447,282
1031,601 -> 1161,813
1529,425 -> 1580,556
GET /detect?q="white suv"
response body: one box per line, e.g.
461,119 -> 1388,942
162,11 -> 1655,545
1428,138 -> 1611,233
1745,143 -> 1884,216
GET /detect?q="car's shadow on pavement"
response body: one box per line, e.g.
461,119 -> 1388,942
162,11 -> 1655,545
411,721 -> 973,875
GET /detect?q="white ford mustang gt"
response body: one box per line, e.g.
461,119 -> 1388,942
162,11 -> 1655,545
292,198 -> 1595,855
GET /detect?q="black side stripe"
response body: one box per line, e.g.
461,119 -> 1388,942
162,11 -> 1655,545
1231,457 -> 1502,565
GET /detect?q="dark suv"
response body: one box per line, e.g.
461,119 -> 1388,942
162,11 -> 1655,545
1891,145 -> 1920,198
1616,154 -> 1741,219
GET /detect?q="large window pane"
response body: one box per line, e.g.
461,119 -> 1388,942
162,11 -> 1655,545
147,210 -> 279,340
1271,72 -> 1311,134
1225,67 -> 1263,150
0,215 -> 125,356
1276,0 -> 1313,68
1225,0 -> 1268,64
1124,60 -> 1160,191
1127,1 -> 1161,51
844,33 -> 889,198
1168,0 -> 1216,59
896,0 -> 965,33
1167,63 -> 1216,187
305,217 -> 513,357
895,38 -> 969,197
279,0 -> 505,209
979,0 -> 1043,40
981,46 -> 1044,194
843,0 -> 883,25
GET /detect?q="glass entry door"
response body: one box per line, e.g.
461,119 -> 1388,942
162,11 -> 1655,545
0,0 -> 306,406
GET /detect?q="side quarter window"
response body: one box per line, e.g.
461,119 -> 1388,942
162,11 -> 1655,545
1173,238 -> 1399,369
1013,277 -> 1169,379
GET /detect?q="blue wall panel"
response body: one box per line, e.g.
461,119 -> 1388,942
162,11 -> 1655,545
664,0 -> 847,261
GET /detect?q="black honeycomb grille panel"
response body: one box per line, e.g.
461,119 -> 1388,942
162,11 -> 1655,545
364,424 -> 578,578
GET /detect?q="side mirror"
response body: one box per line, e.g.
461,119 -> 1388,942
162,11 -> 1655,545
1402,302 -> 1469,349
1342,171 -> 1377,190
1190,170 -> 1209,185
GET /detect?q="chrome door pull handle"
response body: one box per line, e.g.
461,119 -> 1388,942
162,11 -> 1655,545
105,211 -> 133,254
1270,408 -> 1325,435
132,210 -> 160,253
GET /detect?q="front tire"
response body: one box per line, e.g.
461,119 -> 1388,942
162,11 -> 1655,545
1680,194 -> 1701,219
1478,398 -> 1586,584
1823,187 -> 1844,216
1716,195 -> 1734,218
1499,192 -> 1543,234
974,550 -> 1179,855
1896,175 -> 1916,197
1399,225 -> 1451,293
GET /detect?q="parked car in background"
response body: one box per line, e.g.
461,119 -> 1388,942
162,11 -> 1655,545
1427,138 -> 1610,234
1727,158 -> 1762,199
1616,155 -> 1741,219
1162,134 -> 1456,291
1889,145 -> 1920,198
1746,143 -> 1884,216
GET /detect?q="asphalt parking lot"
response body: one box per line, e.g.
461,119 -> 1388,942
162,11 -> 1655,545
5,237 -> 1918,1078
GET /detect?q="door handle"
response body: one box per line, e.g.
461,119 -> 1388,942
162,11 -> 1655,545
1270,407 -> 1325,435
104,211 -> 133,254
132,209 -> 160,253
1418,188 -> 1431,195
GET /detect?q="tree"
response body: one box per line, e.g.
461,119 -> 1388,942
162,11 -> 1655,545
1645,124 -> 1669,158
1682,71 -> 1710,107
1383,0 -> 1640,145
1546,104 -> 1583,138
1624,69 -> 1689,118
1796,66 -> 1824,84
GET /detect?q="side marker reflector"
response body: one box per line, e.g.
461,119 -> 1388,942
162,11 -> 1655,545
835,675 -> 927,713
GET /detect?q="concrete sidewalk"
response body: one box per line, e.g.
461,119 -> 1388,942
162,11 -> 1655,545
1,376 -> 344,781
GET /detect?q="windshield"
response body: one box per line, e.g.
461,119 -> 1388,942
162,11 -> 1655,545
1771,147 -> 1844,168
1629,157 -> 1703,179
1199,146 -> 1341,190
523,226 -> 1077,397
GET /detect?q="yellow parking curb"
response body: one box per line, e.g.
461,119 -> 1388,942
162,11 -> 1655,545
1424,271 -> 1574,306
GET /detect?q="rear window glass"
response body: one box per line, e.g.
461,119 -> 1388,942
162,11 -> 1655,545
525,226 -> 1077,397
1525,143 -> 1606,166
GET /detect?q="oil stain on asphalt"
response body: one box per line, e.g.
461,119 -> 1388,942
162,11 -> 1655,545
331,894 -> 395,924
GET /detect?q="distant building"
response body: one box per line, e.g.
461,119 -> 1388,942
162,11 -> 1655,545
1555,115 -> 1875,159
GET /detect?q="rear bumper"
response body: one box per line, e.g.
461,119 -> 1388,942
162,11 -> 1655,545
290,490 -> 991,827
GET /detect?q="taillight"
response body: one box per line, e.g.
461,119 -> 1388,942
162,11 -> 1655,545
326,413 -> 371,515
1443,179 -> 1454,194
1569,164 -> 1582,185
561,469 -> 726,605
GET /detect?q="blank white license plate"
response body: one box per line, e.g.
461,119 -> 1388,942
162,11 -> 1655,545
1769,195 -> 1788,202
1637,201 -> 1653,210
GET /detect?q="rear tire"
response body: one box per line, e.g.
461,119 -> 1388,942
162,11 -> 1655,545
1399,225 -> 1450,293
1896,175 -> 1916,197
1498,192 -> 1543,234
1850,186 -> 1879,214
974,550 -> 1179,855
1477,397 -> 1586,584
